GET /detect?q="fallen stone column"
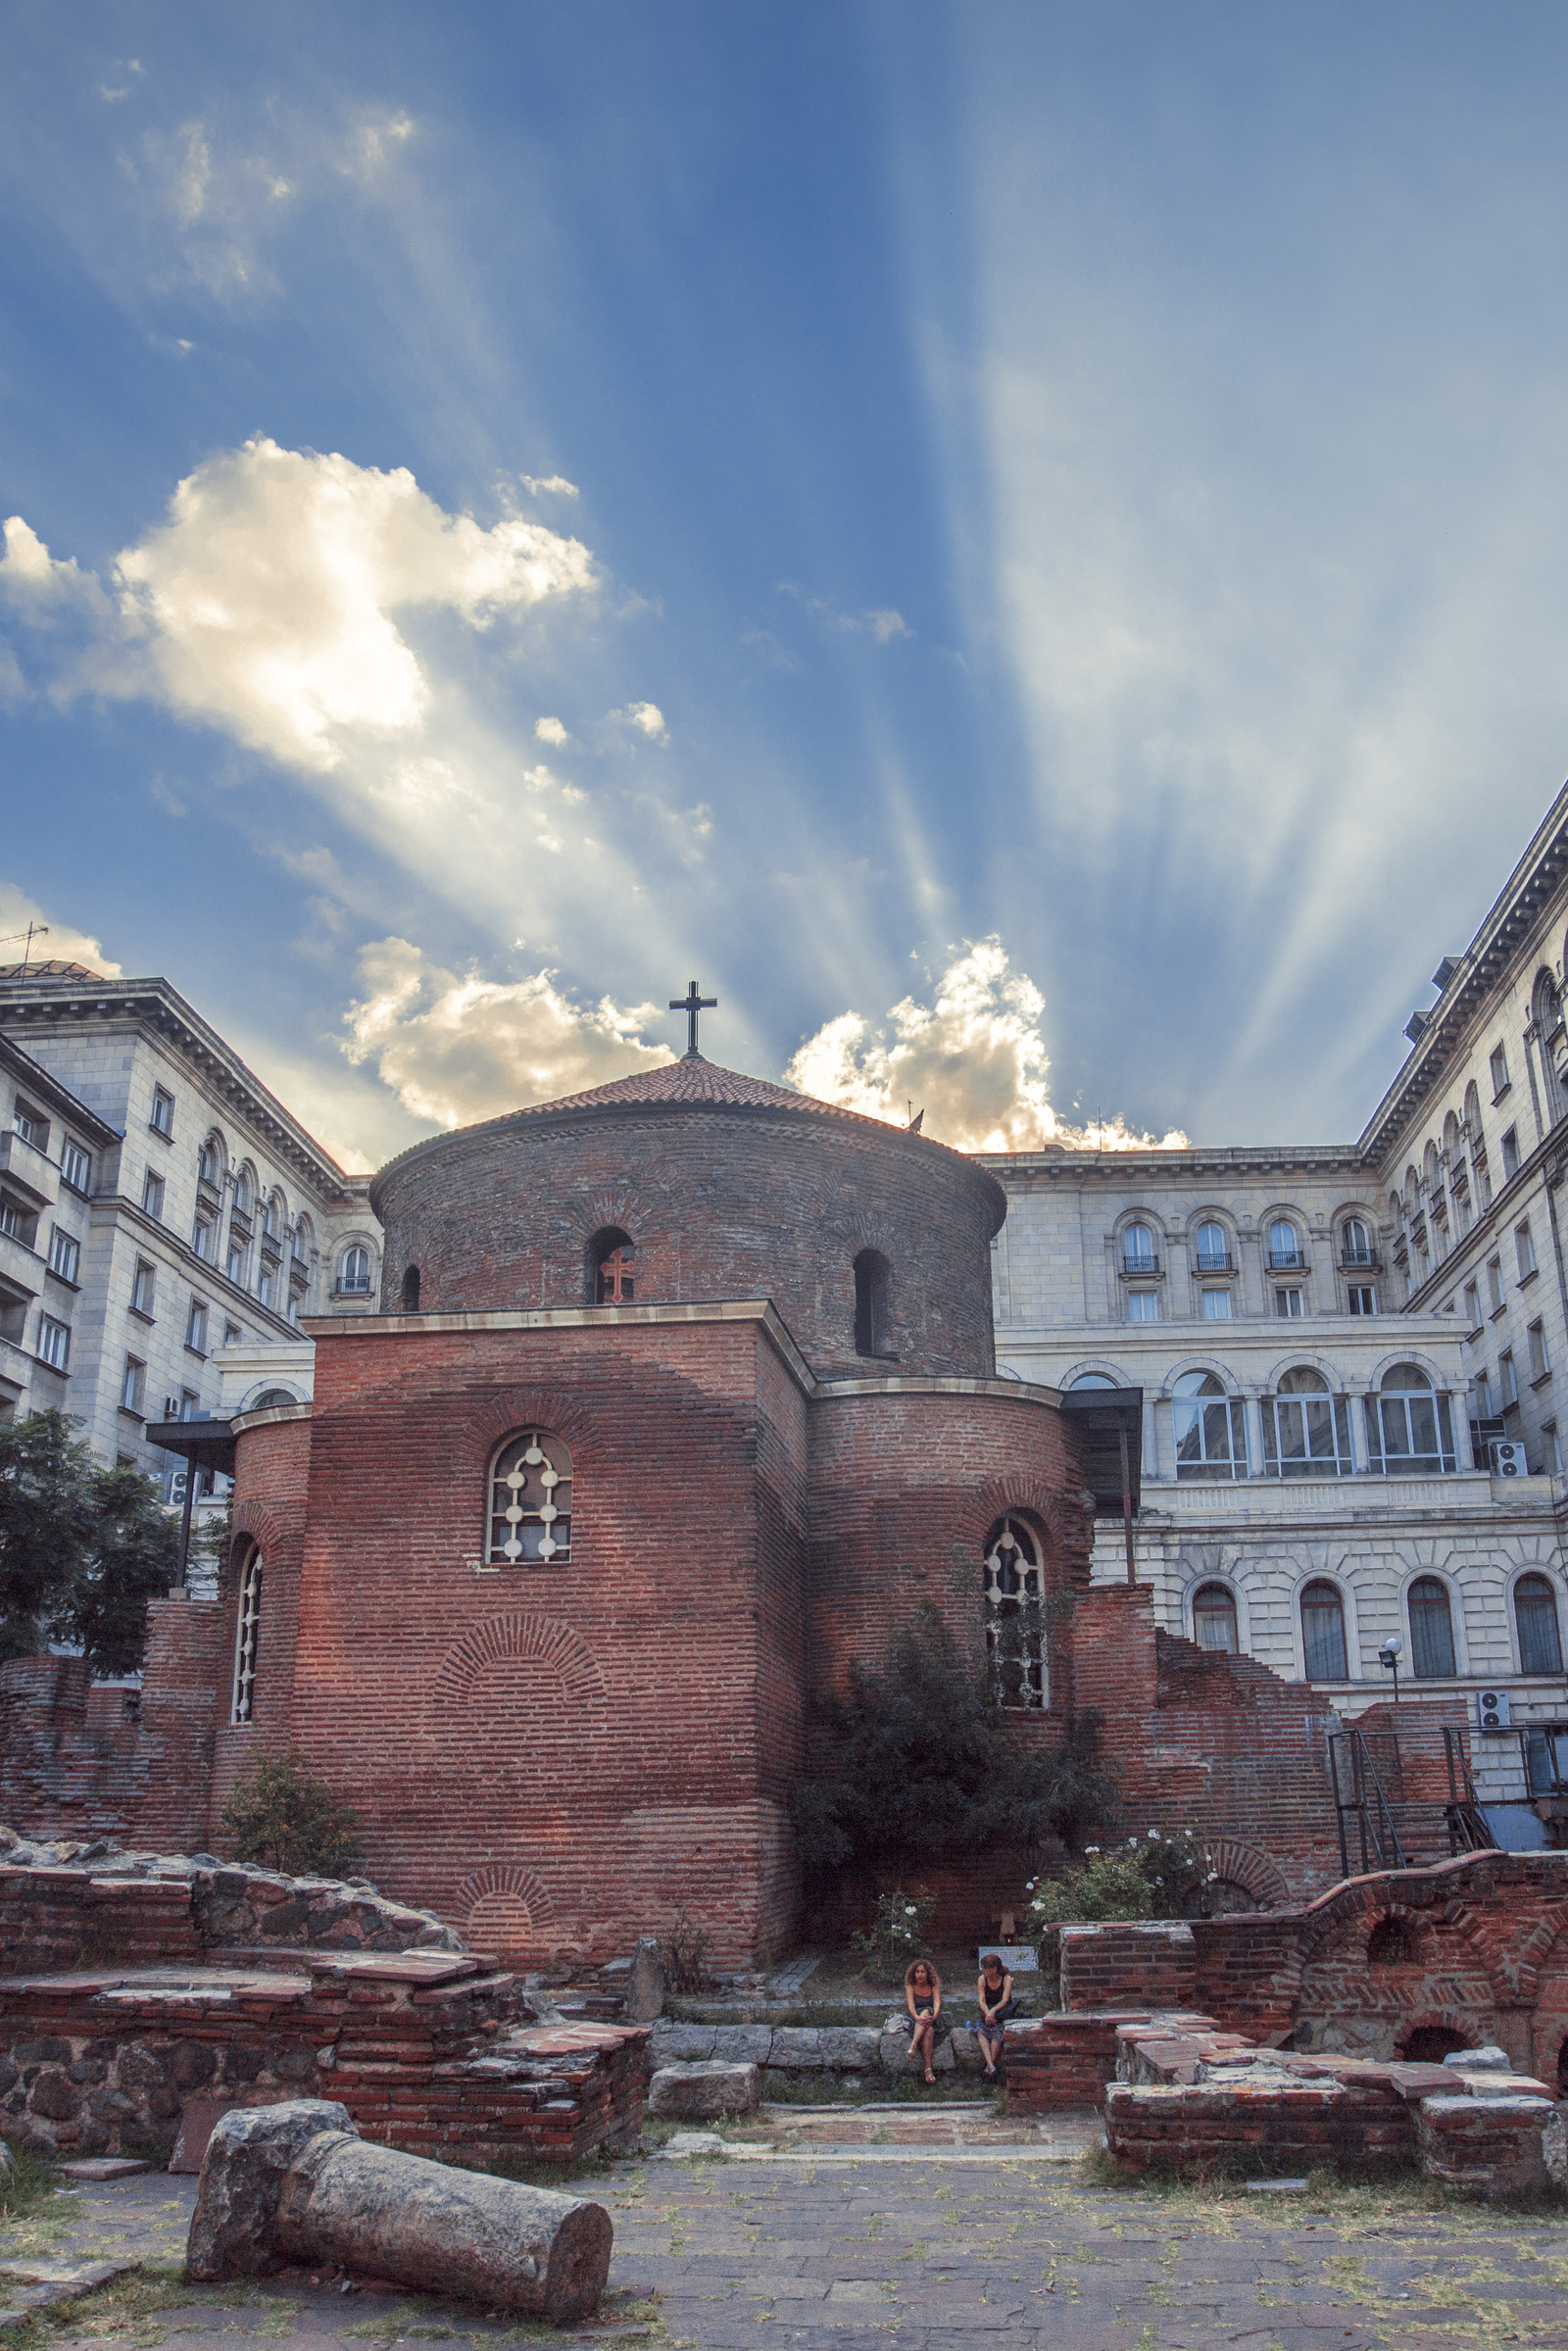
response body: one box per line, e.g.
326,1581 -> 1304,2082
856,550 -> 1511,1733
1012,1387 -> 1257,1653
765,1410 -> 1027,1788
187,2099 -> 612,2322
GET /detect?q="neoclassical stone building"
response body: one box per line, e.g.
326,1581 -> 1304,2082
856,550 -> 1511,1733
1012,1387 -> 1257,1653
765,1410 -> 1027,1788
985,779 -> 1568,1805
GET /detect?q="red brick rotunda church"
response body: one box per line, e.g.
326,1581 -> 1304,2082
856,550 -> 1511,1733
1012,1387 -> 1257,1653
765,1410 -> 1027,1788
87,1013 -> 1347,1967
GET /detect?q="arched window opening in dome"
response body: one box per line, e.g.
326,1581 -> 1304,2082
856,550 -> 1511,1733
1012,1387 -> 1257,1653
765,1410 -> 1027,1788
1367,1915 -> 1420,1967
231,1548 -> 262,1724
1192,1581 -> 1238,1653
1408,1574 -> 1457,1679
1300,1579 -> 1348,1680
252,1388 -> 298,1411
1173,1371 -> 1248,1481
1515,1572 -> 1564,1675
1068,1372 -> 1118,1391
589,1228 -> 636,1305
982,1516 -> 1046,1708
401,1264 -> 421,1312
488,1430 -> 573,1565
1366,1362 -> 1456,1474
853,1249 -> 892,1358
1263,1367 -> 1352,1479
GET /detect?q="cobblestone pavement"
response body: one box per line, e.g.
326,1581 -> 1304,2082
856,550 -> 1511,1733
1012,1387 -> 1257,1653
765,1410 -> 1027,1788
13,2145 -> 1568,2350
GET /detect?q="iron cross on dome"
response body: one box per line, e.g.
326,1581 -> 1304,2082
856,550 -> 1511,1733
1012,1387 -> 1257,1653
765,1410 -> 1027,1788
669,978 -> 717,1058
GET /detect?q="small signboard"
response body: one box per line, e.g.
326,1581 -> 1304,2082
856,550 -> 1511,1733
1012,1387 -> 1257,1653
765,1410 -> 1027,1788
976,1942 -> 1039,1973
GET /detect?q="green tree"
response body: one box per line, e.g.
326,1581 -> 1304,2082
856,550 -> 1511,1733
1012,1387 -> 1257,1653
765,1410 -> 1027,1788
0,1410 -> 178,1675
220,1754 -> 367,1878
790,1601 -> 1117,1895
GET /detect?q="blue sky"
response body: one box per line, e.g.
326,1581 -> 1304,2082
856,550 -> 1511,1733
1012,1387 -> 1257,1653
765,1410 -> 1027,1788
5,3 -> 1568,1168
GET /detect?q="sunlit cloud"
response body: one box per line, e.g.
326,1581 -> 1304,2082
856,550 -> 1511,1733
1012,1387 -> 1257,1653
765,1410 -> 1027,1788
534,714 -> 570,745
786,939 -> 1186,1153
777,581 -> 911,644
521,474 -> 580,499
0,881 -> 122,978
612,699 -> 668,743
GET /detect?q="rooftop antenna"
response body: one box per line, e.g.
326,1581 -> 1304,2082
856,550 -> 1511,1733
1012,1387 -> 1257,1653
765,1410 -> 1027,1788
0,923 -> 48,970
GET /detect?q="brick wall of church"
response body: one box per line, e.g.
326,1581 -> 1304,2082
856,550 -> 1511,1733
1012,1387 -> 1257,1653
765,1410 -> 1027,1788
371,1103 -> 1004,1379
264,1316 -> 812,1967
209,1411 -> 316,1828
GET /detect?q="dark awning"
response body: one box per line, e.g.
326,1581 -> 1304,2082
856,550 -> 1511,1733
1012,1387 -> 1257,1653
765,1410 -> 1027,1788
1057,1388 -> 1144,1517
144,1417 -> 238,1477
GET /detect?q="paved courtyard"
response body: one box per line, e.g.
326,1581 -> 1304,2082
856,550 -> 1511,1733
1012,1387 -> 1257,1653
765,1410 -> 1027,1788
9,2132 -> 1568,2351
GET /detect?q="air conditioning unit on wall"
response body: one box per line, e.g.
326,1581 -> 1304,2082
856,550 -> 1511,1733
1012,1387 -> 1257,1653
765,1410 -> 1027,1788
1476,1689 -> 1512,1731
1492,1441 -> 1528,1477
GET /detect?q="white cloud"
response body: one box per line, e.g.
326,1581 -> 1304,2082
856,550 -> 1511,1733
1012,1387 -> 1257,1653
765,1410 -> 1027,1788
342,936 -> 674,1128
785,939 -> 1185,1153
1,516 -> 113,617
535,714 -> 569,745
96,436 -> 596,772
866,609 -> 911,645
521,475 -> 580,499
777,582 -> 912,644
0,882 -> 122,978
613,700 -> 667,743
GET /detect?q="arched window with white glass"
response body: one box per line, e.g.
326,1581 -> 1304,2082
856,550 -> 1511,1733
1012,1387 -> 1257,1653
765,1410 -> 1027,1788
1172,1371 -> 1248,1482
338,1244 -> 371,1298
1191,1581 -> 1239,1652
1514,1572 -> 1564,1675
1267,1218 -> 1303,1271
1262,1367 -> 1352,1478
1193,1219 -> 1232,1274
1365,1363 -> 1456,1474
1121,1221 -> 1157,1274
1299,1579 -> 1348,1680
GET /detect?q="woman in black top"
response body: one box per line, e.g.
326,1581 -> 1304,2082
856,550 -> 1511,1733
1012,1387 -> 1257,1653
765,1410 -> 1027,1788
975,1952 -> 1016,2077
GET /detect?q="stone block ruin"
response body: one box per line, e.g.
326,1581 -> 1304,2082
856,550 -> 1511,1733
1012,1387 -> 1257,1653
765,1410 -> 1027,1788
0,1832 -> 650,2168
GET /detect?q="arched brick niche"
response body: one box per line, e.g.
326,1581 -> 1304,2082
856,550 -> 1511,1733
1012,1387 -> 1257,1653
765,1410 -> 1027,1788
369,1058 -> 1005,1379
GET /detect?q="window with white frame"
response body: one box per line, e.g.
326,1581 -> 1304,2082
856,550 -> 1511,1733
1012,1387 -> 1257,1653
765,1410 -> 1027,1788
1275,1286 -> 1303,1317
1173,1371 -> 1248,1481
231,1549 -> 263,1723
1192,1582 -> 1238,1651
0,1192 -> 36,1247
258,1267 -> 274,1308
1122,1222 -> 1157,1272
1365,1362 -> 1457,1473
1267,1219 -> 1303,1270
151,1086 -> 174,1138
225,1237 -> 248,1287
13,1100 -> 46,1150
1515,1573 -> 1564,1674
47,1228 -> 79,1283
141,1169 -> 165,1220
1490,1043 -> 1510,1099
186,1299 -> 209,1353
982,1516 -> 1047,1709
1201,1289 -> 1232,1319
487,1430 -> 573,1564
37,1314 -> 70,1371
1342,1217 -> 1374,1265
193,1218 -> 213,1261
1127,1290 -> 1158,1322
198,1138 -> 220,1186
1347,1285 -> 1377,1316
121,1355 -> 145,1413
339,1245 -> 371,1296
1195,1221 -> 1230,1272
1300,1579 -> 1348,1680
131,1258 -> 156,1316
1529,1320 -> 1548,1382
1262,1367 -> 1352,1478
59,1138 -> 90,1194
1500,1348 -> 1518,1405
1516,1221 -> 1537,1279
1502,1126 -> 1521,1178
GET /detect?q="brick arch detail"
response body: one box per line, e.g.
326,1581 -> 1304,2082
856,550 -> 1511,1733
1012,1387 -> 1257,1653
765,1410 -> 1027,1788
961,1479 -> 1093,1556
230,1501 -> 295,1579
1495,1903 -> 1568,2006
458,1388 -> 598,1474
452,1864 -> 556,1951
564,1187 -> 655,1243
1393,2007 -> 1485,2059
432,1614 -> 609,1715
1200,1838 -> 1292,1910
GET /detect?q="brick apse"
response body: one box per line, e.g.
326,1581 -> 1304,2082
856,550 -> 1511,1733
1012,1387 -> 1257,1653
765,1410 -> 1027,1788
0,1055 -> 1362,1962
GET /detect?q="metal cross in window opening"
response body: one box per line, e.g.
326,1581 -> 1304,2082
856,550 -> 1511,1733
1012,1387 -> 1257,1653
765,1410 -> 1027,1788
597,1246 -> 636,1303
669,978 -> 717,1058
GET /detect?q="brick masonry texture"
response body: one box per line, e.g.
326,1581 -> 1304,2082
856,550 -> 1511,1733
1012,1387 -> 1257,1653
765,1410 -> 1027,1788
368,1065 -> 1006,1380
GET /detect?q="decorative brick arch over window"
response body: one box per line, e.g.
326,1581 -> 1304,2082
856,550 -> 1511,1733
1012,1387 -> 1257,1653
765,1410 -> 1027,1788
487,1430 -> 572,1564
983,1516 -> 1046,1709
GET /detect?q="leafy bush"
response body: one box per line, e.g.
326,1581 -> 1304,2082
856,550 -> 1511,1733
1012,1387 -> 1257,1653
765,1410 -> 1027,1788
219,1754 -> 366,1877
850,1886 -> 936,1979
0,1410 -> 178,1676
1026,1830 -> 1216,2001
791,1602 -> 1117,1896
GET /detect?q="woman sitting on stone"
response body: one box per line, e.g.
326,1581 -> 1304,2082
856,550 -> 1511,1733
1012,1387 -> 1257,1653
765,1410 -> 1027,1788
975,1951 -> 1017,2078
903,1958 -> 949,2083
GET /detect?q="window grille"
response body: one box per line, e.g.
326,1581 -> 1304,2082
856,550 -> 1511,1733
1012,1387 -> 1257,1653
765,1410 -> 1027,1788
1407,1575 -> 1456,1678
488,1430 -> 572,1564
1262,1368 -> 1352,1478
591,1229 -> 637,1305
982,1517 -> 1046,1708
1192,1582 -> 1238,1651
231,1551 -> 263,1722
1514,1573 -> 1564,1675
1300,1580 -> 1348,1680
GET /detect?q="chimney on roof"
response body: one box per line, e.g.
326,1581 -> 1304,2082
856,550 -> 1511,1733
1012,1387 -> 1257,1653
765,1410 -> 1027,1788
1431,955 -> 1461,991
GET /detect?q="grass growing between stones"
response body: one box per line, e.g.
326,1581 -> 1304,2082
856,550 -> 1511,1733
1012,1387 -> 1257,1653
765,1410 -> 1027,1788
0,2153 -> 77,2263
758,2071 -> 997,2107
1077,2143 -> 1568,2227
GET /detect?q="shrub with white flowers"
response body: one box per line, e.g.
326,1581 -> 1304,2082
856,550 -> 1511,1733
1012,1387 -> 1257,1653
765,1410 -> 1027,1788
1023,1830 -> 1218,2002
850,1886 -> 938,1978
